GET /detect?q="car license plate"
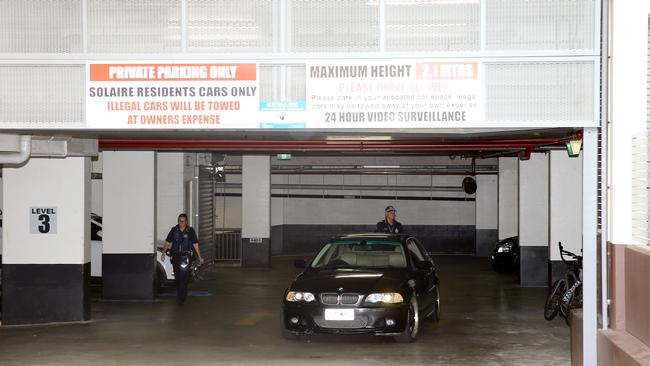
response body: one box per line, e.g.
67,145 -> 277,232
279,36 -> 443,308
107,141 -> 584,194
324,309 -> 354,321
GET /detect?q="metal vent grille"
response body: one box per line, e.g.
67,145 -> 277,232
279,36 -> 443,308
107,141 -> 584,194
289,0 -> 379,52
198,166 -> 216,264
187,0 -> 274,52
0,0 -> 83,53
0,65 -> 84,126
486,0 -> 596,50
87,0 -> 181,53
385,0 -> 479,52
631,133 -> 649,244
320,293 -> 339,305
341,294 -> 360,305
485,62 -> 594,122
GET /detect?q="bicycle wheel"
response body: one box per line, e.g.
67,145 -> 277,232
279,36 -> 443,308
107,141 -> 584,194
544,279 -> 566,320
562,285 -> 582,326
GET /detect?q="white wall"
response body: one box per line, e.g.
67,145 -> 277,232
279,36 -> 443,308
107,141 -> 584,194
217,173 -> 476,228
549,151 -> 583,260
519,153 -> 549,247
156,153 -> 184,242
103,151 -> 155,254
476,175 -> 498,230
609,0 -> 649,244
91,154 -> 102,215
242,155 -> 270,238
2,157 -> 90,264
498,157 -> 519,239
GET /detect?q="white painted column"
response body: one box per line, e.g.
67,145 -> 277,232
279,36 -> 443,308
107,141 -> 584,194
548,151 -> 583,284
2,157 -> 91,325
102,151 -> 156,299
157,152 -> 184,244
582,128 -> 598,366
241,155 -> 271,267
498,157 -> 518,240
518,153 -> 549,286
476,174 -> 498,256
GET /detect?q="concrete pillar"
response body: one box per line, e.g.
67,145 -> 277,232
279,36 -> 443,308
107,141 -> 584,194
2,157 -> 91,325
518,153 -> 549,286
548,150 -> 582,285
157,153 -> 184,244
498,157 -> 518,240
102,151 -> 156,299
241,155 -> 270,267
476,174 -> 498,256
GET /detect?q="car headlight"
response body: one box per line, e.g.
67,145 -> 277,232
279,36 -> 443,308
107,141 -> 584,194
497,242 -> 513,253
365,293 -> 404,304
286,291 -> 316,302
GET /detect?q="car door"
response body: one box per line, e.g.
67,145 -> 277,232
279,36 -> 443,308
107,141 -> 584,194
406,238 -> 435,311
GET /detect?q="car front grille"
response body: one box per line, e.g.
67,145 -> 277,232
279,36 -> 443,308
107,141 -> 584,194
341,294 -> 360,305
319,293 -> 361,305
314,317 -> 368,329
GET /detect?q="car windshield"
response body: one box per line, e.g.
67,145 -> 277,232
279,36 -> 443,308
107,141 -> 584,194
310,239 -> 407,269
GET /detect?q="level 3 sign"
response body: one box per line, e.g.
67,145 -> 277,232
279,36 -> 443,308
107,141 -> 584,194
30,207 -> 57,234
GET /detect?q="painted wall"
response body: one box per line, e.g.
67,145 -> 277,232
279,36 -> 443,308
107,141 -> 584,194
242,155 -> 271,238
549,150 -> 583,260
498,157 -> 518,240
102,151 -> 155,254
519,153 -> 549,247
476,174 -> 498,256
609,0 -> 648,245
156,152 -> 184,243
2,157 -> 90,264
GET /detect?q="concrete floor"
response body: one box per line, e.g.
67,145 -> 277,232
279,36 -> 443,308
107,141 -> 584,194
0,256 -> 570,366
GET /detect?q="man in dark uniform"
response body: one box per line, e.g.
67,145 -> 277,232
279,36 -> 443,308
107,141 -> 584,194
376,205 -> 404,234
161,213 -> 204,304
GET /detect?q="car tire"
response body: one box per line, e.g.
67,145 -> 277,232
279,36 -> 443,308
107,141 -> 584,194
431,286 -> 440,322
394,296 -> 419,343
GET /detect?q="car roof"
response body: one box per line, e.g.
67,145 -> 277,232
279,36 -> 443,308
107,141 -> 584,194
330,232 -> 408,242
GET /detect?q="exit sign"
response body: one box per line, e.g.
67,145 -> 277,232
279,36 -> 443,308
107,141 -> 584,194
276,153 -> 292,160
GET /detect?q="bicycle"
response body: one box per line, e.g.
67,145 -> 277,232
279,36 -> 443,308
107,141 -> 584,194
543,242 -> 583,325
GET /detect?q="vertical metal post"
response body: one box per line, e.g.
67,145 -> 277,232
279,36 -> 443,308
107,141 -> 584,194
583,127 -> 598,365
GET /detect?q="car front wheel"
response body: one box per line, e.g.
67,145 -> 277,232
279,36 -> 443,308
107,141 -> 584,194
394,296 -> 419,343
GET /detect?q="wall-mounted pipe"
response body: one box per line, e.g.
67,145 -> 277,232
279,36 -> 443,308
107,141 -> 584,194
0,135 -> 32,165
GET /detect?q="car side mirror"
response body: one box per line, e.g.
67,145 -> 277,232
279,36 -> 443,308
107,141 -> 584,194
416,261 -> 433,271
294,259 -> 306,268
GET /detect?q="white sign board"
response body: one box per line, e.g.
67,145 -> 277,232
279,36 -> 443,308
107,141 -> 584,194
30,207 -> 57,234
306,59 -> 482,128
86,62 -> 259,129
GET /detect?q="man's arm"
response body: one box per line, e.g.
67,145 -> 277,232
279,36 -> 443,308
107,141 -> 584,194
193,242 -> 204,265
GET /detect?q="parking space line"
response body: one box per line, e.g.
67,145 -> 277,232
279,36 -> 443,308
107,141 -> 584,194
234,311 -> 273,326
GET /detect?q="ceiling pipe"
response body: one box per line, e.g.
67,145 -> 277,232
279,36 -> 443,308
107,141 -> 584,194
98,134 -> 576,158
0,135 -> 32,165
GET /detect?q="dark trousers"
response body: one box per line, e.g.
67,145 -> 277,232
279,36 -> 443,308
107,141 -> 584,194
172,254 -> 190,302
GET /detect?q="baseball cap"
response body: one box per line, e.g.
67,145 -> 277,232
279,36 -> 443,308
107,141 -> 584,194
385,205 -> 396,213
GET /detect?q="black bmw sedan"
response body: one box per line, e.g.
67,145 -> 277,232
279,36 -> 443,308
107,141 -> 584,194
282,233 -> 440,342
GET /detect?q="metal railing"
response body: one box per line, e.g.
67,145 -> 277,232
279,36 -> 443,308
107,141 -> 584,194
215,230 -> 241,262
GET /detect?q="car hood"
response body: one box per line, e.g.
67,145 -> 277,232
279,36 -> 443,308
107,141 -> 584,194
290,268 -> 408,294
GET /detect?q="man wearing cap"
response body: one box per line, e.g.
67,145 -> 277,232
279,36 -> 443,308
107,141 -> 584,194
376,205 -> 404,234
